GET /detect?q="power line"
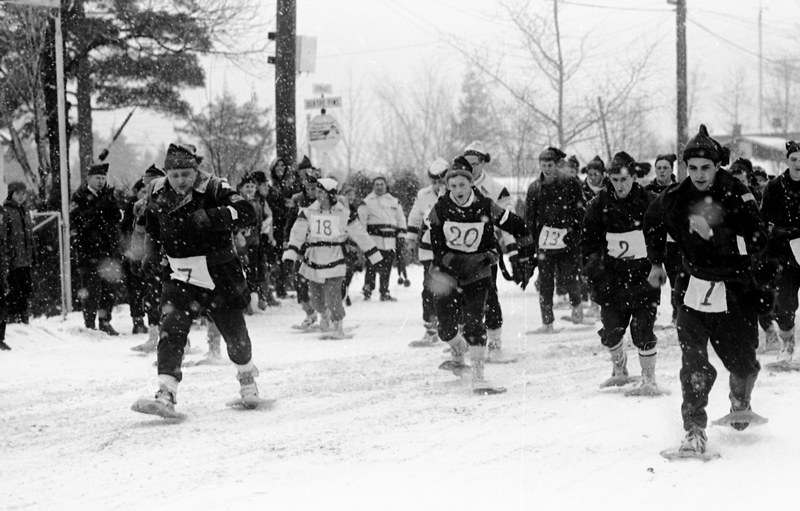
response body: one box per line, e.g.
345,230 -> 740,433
559,1 -> 672,13
687,17 -> 779,65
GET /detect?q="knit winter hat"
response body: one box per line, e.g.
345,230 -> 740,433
252,171 -> 268,184
88,162 -> 109,176
144,164 -> 165,178
730,157 -> 754,176
634,162 -> 651,179
585,155 -> 606,173
566,155 -> 580,169
539,146 -> 566,162
683,125 -> 730,165
446,156 -> 474,181
164,143 -> 202,170
654,153 -> 677,168
239,174 -> 257,187
427,158 -> 450,179
7,181 -> 26,197
786,140 -> 800,158
463,140 -> 491,163
607,151 -> 637,175
297,155 -> 313,171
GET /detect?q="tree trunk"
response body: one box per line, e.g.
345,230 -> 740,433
76,55 -> 94,182
41,16 -> 61,210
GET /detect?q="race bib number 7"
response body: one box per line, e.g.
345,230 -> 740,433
605,230 -> 647,260
683,276 -> 727,313
443,221 -> 485,253
168,255 -> 216,290
538,226 -> 567,250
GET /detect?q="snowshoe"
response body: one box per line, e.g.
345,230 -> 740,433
473,385 -> 507,395
527,324 -> 562,335
292,323 -> 322,332
661,426 -> 718,461
764,360 -> 800,372
624,380 -> 668,396
485,348 -> 520,364
319,324 -> 359,340
409,331 -> 440,348
559,314 -> 595,326
438,360 -> 470,377
711,409 -> 768,429
131,389 -> 186,420
660,448 -> 720,461
225,397 -> 276,410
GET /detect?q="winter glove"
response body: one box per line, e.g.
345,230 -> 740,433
510,247 -> 535,290
191,209 -> 212,230
648,264 -> 668,288
425,265 -> 459,297
752,257 -> 780,289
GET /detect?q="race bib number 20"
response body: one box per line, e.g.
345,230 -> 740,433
443,221 -> 485,253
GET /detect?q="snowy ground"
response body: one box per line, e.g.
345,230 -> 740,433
1,264 -> 798,511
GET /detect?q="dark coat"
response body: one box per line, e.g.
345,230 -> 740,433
760,169 -> 800,269
4,198 -> 34,269
581,183 -> 659,308
70,184 -> 122,266
524,175 -> 585,253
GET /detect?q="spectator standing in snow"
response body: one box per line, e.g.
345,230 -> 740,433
581,152 -> 662,395
283,178 -> 382,338
4,182 -> 34,325
580,156 -> 607,202
0,201 -> 10,351
131,143 -> 262,416
759,141 -> 800,363
428,157 -> 534,392
525,147 -> 586,333
644,125 -> 771,455
70,162 -> 122,336
359,176 -> 406,301
340,185 -> 364,306
405,157 -> 449,347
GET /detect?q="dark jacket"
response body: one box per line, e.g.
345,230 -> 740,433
643,174 -> 677,195
0,205 -> 8,292
284,189 -> 316,244
581,183 -> 659,308
70,184 -> 122,265
4,198 -> 34,268
644,169 -> 767,283
525,175 -> 585,253
760,169 -> 800,269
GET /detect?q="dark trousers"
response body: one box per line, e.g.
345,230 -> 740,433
0,294 -> 7,340
677,282 -> 760,430
125,261 -> 161,325
158,275 -> 252,382
485,264 -> 502,330
364,249 -> 395,296
599,304 -> 657,352
538,249 -> 581,324
7,266 -> 31,322
78,261 -> 117,326
421,261 -> 436,323
436,277 -> 490,346
664,242 -> 683,321
773,265 -> 800,332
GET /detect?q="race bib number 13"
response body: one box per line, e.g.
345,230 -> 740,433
168,255 -> 216,290
683,276 -> 727,313
538,226 -> 567,250
443,221 -> 485,253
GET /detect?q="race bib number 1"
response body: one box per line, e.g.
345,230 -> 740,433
605,230 -> 647,260
443,220 -> 485,253
538,226 -> 568,250
168,255 -> 216,290
683,276 -> 727,313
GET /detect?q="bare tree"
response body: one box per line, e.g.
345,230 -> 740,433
764,56 -> 800,137
717,66 -> 749,130
338,68 -> 373,175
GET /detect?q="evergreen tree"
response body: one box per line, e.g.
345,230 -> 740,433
451,66 -> 497,154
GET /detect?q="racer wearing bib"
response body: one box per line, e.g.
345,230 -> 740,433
760,140 -> 800,362
428,157 -> 534,389
644,125 -> 771,454
525,146 -> 586,332
582,152 -> 660,392
135,143 -> 260,412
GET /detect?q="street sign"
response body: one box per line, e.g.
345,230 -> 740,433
308,114 -> 341,151
313,83 -> 332,94
304,96 -> 342,110
2,0 -> 60,6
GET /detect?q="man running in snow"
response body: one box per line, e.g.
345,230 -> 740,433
582,152 -> 662,395
428,157 -> 534,392
131,143 -> 262,416
644,125 -> 771,455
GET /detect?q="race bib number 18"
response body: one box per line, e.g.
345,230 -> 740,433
443,221 -> 485,253
308,214 -> 342,241
538,226 -> 568,250
168,255 -> 216,290
683,276 -> 727,313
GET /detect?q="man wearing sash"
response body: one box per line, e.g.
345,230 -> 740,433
132,143 -> 261,416
525,147 -> 586,333
759,141 -> 800,364
582,152 -> 662,394
644,125 -> 769,455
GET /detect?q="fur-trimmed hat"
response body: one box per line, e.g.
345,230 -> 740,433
88,162 -> 109,176
539,146 -> 566,162
566,155 -> 580,169
683,125 -> 730,165
297,155 -> 313,171
144,164 -> 165,178
463,140 -> 491,163
634,161 -> 651,179
786,140 -> 800,158
427,158 -> 450,179
753,166 -> 768,180
584,155 -> 605,174
164,143 -> 202,170
239,174 -> 257,187
608,151 -> 637,174
252,171 -> 268,184
7,181 -> 27,197
730,157 -> 754,176
654,153 -> 677,167
446,156 -> 474,181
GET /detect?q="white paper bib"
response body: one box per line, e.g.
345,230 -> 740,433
683,275 -> 727,313
605,230 -> 647,260
538,226 -> 568,250
308,214 -> 343,241
168,255 -> 216,290
443,220 -> 485,253
789,238 -> 800,265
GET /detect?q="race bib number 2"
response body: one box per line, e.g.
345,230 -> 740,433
538,226 -> 568,250
168,255 -> 216,290
605,230 -> 647,259
443,221 -> 485,253
683,276 -> 727,313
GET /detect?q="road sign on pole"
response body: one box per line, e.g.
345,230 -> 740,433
312,83 -> 332,95
308,114 -> 341,152
304,96 -> 342,110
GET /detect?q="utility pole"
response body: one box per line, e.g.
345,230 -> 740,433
596,97 -> 611,163
675,0 -> 688,181
273,0 -> 297,169
758,4 -> 763,132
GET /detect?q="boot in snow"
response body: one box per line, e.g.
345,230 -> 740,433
236,365 -> 261,409
600,343 -> 635,388
679,425 -> 707,454
470,345 -> 506,394
625,352 -> 665,396
778,328 -> 795,363
98,319 -> 119,336
486,328 -> 517,363
439,336 -> 470,376
132,377 -> 185,419
132,317 -> 149,335
409,320 -> 440,347
131,325 -> 160,353
0,340 -> 10,351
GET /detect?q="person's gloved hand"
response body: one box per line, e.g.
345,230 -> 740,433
648,264 -> 668,288
191,209 -> 212,229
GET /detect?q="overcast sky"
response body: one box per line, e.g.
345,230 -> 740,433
95,0 -> 800,164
